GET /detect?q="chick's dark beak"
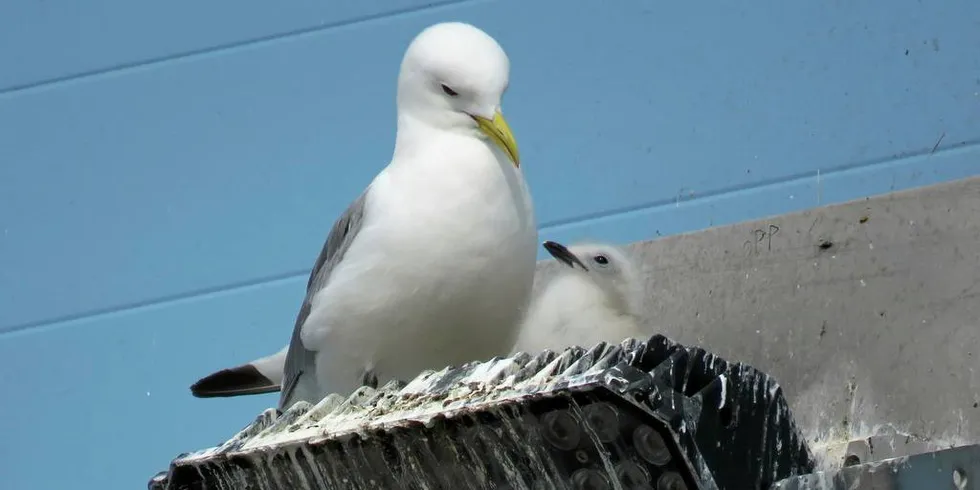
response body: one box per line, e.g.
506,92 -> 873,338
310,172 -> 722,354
542,240 -> 589,271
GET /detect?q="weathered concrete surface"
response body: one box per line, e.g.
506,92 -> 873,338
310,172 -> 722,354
535,175 -> 980,457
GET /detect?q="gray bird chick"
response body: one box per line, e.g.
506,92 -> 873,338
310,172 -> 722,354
510,240 -> 648,355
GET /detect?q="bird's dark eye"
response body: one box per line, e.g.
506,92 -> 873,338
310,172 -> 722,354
593,255 -> 609,265
441,84 -> 459,97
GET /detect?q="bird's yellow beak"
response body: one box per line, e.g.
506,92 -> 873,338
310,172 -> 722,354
473,110 -> 520,168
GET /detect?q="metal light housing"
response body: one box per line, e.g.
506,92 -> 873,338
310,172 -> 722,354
150,334 -> 816,490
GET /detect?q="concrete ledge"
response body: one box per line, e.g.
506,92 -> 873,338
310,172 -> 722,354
535,175 -> 980,462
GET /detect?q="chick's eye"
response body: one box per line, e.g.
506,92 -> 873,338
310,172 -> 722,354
441,84 -> 459,97
593,255 -> 609,265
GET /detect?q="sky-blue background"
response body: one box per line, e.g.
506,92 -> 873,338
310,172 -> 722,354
1,1 -> 978,488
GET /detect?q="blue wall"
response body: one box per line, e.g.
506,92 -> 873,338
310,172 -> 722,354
1,0 -> 978,488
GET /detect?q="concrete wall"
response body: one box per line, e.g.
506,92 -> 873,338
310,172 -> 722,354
617,176 -> 979,455
1,1 -> 979,489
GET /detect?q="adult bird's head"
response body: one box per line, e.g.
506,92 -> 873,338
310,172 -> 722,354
396,22 -> 520,167
542,240 -> 642,316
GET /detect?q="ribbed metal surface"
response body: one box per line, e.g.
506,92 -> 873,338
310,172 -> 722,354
151,338 -> 647,488
150,334 -> 816,490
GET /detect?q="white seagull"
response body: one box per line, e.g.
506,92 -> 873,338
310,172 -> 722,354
267,22 -> 538,411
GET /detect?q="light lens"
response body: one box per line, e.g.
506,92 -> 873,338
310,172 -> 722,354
633,425 -> 672,466
582,402 -> 621,443
571,468 -> 612,490
540,410 -> 581,450
656,471 -> 688,490
615,461 -> 652,489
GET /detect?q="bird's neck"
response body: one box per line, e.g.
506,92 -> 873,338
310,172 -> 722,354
392,114 -> 430,159
392,112 -> 475,162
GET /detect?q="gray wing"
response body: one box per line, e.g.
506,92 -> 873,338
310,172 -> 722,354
278,190 -> 369,411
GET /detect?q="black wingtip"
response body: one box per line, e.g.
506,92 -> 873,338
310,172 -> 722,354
190,364 -> 280,398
